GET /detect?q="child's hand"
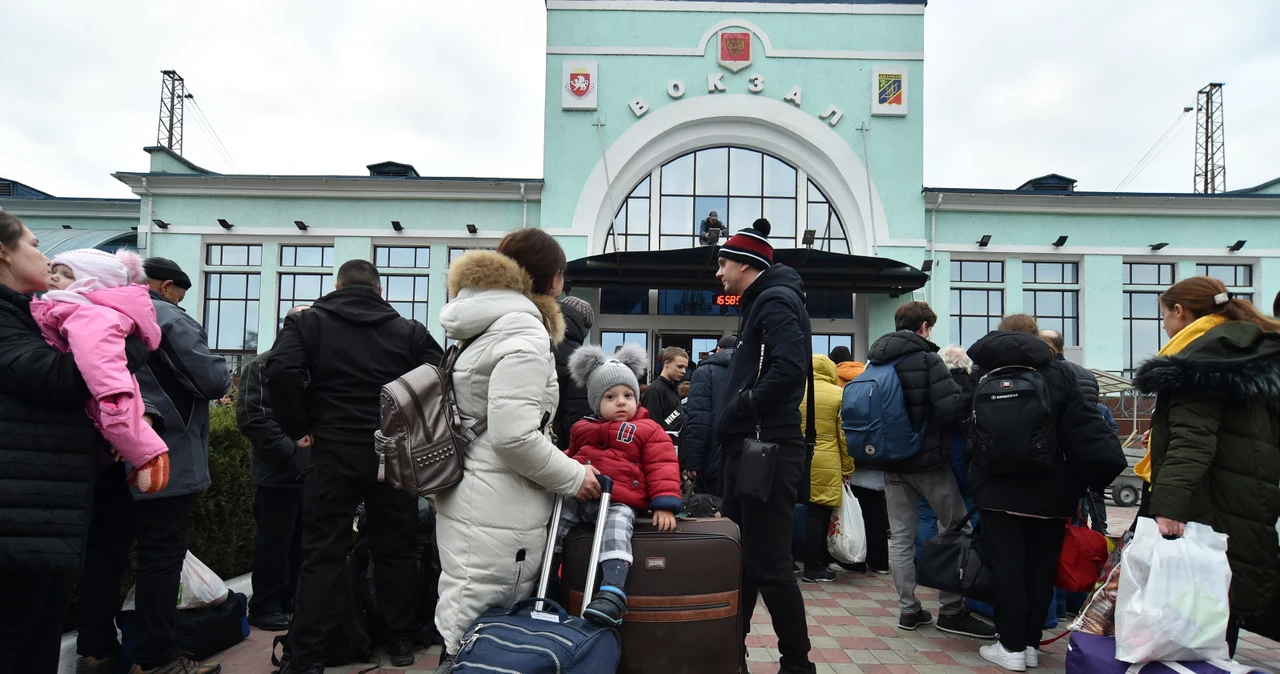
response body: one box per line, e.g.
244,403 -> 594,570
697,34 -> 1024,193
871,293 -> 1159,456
653,510 -> 677,532
129,453 -> 171,494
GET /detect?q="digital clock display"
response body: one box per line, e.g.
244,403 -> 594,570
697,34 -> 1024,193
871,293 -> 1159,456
715,294 -> 741,307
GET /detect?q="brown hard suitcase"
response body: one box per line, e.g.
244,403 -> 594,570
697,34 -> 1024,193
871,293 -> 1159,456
560,517 -> 742,674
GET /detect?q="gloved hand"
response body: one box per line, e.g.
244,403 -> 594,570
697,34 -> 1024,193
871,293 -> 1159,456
124,335 -> 152,374
129,453 -> 171,494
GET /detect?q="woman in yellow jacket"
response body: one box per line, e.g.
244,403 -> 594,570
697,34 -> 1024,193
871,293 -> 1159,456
799,355 -> 855,583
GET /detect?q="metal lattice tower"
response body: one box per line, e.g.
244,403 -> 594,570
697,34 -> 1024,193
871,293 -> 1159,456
156,70 -> 186,154
1193,83 -> 1226,193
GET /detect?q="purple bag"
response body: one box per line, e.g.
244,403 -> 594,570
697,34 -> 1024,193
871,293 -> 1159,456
1067,633 -> 1270,674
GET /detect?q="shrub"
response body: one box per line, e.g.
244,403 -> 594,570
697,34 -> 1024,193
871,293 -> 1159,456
189,403 -> 256,579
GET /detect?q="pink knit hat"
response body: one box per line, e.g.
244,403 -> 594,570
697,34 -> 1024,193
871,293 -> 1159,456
50,249 -> 145,289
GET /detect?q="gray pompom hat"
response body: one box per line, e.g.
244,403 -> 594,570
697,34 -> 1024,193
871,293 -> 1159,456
568,343 -> 648,416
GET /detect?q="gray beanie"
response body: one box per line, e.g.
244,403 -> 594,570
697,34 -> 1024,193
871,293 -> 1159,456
559,295 -> 595,330
568,343 -> 648,416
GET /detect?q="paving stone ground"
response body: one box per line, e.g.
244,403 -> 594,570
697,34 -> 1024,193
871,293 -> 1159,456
64,506 -> 1280,674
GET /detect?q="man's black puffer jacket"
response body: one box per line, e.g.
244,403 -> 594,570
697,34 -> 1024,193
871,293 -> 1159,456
552,305 -> 593,450
0,284 -> 103,573
864,330 -> 965,475
1058,355 -> 1100,406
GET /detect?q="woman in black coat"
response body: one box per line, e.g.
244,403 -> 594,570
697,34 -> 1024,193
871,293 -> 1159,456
0,214 -> 123,674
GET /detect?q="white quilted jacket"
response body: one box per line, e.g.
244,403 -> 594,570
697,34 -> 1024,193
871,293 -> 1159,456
432,251 -> 587,654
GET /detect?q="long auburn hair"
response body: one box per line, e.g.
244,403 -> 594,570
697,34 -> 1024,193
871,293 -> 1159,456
1161,276 -> 1280,332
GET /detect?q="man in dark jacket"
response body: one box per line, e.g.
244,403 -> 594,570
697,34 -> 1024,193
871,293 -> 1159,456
714,219 -> 815,674
268,260 -> 443,673
1040,329 -> 1100,405
235,305 -> 311,633
76,257 -> 231,674
553,296 -> 594,450
682,335 -> 736,496
868,301 -> 993,639
968,321 -> 1124,667
642,346 -> 688,444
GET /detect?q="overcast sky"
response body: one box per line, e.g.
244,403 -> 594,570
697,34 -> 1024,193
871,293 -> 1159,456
2,0 -> 1277,198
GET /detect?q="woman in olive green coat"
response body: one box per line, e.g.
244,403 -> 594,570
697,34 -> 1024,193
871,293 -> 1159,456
1134,276 -> 1280,654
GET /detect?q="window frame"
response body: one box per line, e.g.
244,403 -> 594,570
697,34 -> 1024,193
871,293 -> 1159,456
375,245 -> 432,270
277,272 -> 334,330
380,274 -> 431,325
279,245 -> 335,268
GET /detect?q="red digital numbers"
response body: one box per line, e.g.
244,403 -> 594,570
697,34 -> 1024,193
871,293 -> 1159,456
715,294 -> 740,307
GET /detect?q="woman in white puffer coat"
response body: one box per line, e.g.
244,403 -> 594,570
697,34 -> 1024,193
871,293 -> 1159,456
433,230 -> 602,669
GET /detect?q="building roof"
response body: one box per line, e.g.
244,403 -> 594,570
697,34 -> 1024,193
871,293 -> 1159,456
30,228 -> 138,257
1016,173 -> 1077,192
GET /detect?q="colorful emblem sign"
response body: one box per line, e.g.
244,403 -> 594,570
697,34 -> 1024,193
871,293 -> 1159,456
561,60 -> 598,110
718,32 -> 752,73
871,66 -> 908,116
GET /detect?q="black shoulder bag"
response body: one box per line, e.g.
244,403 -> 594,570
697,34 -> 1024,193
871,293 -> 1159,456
734,343 -> 817,502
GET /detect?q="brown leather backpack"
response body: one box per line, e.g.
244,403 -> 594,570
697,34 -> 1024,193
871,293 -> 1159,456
374,342 -> 486,497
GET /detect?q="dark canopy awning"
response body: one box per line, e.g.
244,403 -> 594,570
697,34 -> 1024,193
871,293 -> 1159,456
566,246 -> 928,295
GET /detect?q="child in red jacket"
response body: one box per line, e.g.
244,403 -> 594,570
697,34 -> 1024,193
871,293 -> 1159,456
560,343 -> 682,626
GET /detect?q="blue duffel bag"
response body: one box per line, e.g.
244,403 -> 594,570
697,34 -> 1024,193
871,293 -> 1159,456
451,475 -> 621,674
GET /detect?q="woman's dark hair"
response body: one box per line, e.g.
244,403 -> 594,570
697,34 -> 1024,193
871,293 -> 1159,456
1161,276 -> 1280,332
0,212 -> 24,250
497,228 -> 566,295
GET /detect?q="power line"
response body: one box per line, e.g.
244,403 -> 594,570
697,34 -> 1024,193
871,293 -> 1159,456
187,94 -> 240,172
1114,105 -> 1194,191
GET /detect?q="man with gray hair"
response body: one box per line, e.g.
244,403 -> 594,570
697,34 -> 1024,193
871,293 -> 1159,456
236,305 -> 311,633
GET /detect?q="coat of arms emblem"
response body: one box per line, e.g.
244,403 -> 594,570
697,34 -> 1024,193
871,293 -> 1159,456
718,32 -> 752,73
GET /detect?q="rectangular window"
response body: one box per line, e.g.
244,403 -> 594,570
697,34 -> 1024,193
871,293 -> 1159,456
1122,291 -> 1168,376
600,288 -> 649,315
1023,290 -> 1080,346
376,246 -> 431,269
813,334 -> 853,359
204,272 -> 260,352
1022,261 -> 1078,284
280,245 -> 335,268
949,288 -> 1004,349
601,331 -> 648,355
1123,263 -> 1174,286
950,260 -> 1004,284
806,291 -> 854,319
1195,263 -> 1252,289
381,275 -> 430,325
278,273 -> 334,329
206,244 -> 261,267
656,290 -> 738,316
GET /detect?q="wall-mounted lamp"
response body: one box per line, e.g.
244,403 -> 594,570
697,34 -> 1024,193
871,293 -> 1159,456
294,220 -> 308,231
977,234 -> 992,248
1228,240 -> 1246,252
152,219 -> 170,229
1052,235 -> 1068,248
801,229 -> 816,247
1149,242 -> 1169,251
921,259 -> 934,273
217,219 -> 234,231
466,223 -> 479,235
61,224 -> 72,230
391,221 -> 404,232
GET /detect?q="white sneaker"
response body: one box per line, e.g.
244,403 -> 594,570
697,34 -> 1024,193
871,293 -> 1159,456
1025,648 -> 1038,668
980,643 -> 1027,672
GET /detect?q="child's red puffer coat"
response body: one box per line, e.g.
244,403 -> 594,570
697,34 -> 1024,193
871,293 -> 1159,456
567,407 -> 682,512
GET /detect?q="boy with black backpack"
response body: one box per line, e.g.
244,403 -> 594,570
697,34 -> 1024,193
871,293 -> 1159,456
847,302 -> 995,639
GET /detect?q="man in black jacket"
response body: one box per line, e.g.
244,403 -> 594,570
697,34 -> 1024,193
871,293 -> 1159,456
868,302 -> 994,639
682,335 -> 736,496
642,346 -> 688,444
235,305 -> 310,633
714,219 -> 815,674
553,296 -> 594,450
267,260 -> 443,673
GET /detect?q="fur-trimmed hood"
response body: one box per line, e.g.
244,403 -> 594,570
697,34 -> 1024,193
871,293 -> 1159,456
441,250 -> 565,344
1134,321 -> 1280,399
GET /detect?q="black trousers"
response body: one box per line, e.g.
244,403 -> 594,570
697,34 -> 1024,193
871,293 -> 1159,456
250,485 -> 304,616
722,439 -> 812,670
982,510 -> 1066,653
0,569 -> 75,674
77,463 -> 194,669
289,441 -> 421,667
803,503 -> 833,570
850,486 -> 891,571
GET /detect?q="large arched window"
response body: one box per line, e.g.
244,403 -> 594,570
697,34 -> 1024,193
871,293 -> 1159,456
605,146 -> 850,254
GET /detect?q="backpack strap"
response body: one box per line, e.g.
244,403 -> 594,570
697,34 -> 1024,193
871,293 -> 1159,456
443,338 -> 489,440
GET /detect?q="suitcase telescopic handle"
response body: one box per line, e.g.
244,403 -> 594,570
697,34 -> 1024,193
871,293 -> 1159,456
534,474 -> 616,613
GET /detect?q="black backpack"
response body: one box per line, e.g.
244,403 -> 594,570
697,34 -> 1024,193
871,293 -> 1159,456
969,365 -> 1058,473
273,538 -> 375,672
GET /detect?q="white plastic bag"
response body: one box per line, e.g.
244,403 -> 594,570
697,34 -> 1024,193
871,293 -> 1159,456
827,483 -> 868,564
1114,517 -> 1231,663
121,551 -> 229,611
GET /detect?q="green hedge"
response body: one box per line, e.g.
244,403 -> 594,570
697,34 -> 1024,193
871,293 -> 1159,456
189,403 -> 256,580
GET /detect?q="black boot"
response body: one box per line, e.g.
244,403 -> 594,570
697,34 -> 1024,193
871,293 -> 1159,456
583,586 -> 628,626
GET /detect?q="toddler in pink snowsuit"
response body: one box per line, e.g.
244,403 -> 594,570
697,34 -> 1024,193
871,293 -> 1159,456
30,248 -> 170,493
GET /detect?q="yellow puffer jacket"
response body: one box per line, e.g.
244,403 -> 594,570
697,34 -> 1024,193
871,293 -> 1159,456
801,355 -> 854,508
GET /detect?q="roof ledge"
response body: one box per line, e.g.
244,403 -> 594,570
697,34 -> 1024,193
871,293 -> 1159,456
143,146 -> 217,175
